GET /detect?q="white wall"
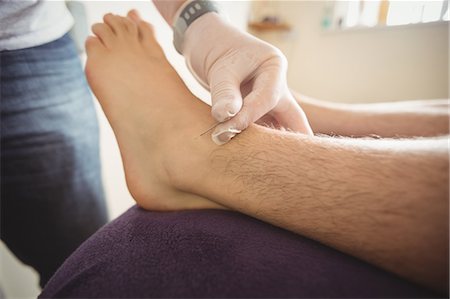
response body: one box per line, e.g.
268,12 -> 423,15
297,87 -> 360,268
249,1 -> 449,103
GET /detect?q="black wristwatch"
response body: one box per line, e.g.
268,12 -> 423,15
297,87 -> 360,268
172,0 -> 219,54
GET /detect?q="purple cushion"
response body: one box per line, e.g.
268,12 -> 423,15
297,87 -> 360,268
40,206 -> 440,298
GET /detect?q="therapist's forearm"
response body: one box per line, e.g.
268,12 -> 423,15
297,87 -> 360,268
153,0 -> 186,24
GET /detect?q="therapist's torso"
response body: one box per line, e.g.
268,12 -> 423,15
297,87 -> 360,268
0,0 -> 73,51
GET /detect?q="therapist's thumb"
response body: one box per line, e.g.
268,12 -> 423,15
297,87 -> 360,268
209,70 -> 243,123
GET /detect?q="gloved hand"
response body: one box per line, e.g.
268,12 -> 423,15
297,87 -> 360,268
182,12 -> 313,145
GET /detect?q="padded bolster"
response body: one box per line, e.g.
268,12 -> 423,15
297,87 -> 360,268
40,206 -> 439,298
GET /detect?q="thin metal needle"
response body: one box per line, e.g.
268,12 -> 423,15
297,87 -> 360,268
199,122 -> 221,136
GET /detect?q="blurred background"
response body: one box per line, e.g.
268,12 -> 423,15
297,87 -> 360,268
0,1 -> 448,297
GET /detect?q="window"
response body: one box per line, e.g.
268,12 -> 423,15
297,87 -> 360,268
324,0 -> 449,30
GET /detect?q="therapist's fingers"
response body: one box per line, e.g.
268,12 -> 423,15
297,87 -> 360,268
270,93 -> 313,135
211,70 -> 281,145
209,68 -> 243,123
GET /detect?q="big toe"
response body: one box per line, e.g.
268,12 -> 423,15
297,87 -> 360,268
125,11 -> 162,56
126,10 -> 156,42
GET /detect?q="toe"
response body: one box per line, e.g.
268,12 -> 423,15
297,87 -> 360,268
138,21 -> 156,43
127,9 -> 141,23
126,9 -> 155,43
139,22 -> 165,58
124,10 -> 161,56
91,23 -> 114,47
120,16 -> 138,35
103,13 -> 124,35
85,35 -> 105,56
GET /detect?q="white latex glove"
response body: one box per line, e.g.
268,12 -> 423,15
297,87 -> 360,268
182,13 -> 313,145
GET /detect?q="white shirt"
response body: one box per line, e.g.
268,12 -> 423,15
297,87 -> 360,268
0,1 -> 74,51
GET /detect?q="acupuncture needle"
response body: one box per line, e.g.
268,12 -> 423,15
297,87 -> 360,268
199,122 -> 221,136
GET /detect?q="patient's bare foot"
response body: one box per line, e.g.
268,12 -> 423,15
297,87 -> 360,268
85,12 -> 223,211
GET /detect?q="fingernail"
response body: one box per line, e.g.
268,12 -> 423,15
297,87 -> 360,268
215,111 -> 235,122
213,103 -> 238,122
225,103 -> 237,116
212,131 -> 237,145
212,128 -> 241,145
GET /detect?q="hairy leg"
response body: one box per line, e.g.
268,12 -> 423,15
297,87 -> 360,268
86,13 -> 448,293
293,92 -> 449,138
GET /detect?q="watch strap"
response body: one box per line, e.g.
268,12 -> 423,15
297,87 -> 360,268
173,0 -> 219,54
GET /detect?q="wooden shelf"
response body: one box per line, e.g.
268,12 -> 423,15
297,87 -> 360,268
248,22 -> 291,32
